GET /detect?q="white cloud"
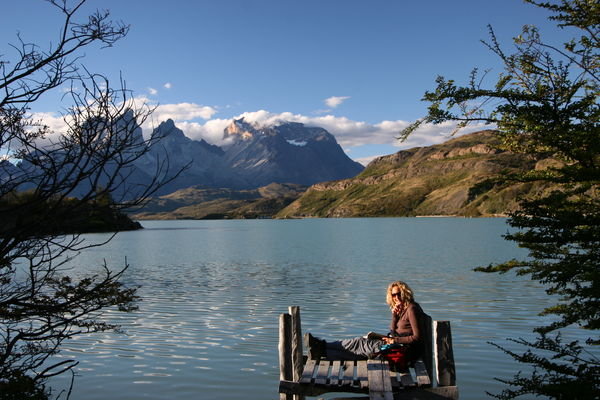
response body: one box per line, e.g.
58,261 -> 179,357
164,82 -> 172,89
148,87 -> 158,95
28,97 -> 218,141
30,112 -> 68,135
176,119 -> 232,145
355,155 -> 381,166
30,101 -> 493,162
60,86 -> 79,93
205,109 -> 489,151
23,112 -> 70,147
154,102 -> 218,121
325,96 -> 350,108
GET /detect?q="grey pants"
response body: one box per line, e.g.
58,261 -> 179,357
325,337 -> 382,360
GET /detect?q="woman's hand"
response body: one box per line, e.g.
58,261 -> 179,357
392,303 -> 403,316
381,336 -> 396,345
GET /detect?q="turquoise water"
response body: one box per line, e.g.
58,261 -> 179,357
49,218 -> 576,399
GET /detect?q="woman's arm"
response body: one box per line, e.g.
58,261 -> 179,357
390,311 -> 399,333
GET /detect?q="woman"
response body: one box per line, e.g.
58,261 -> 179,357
305,281 -> 426,363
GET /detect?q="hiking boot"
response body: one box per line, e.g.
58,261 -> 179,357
304,333 -> 326,359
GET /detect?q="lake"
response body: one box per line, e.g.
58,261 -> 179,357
49,218 -> 577,399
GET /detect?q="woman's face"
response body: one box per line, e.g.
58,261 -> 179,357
391,286 -> 402,306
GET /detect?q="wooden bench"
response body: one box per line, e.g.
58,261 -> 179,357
278,306 -> 459,400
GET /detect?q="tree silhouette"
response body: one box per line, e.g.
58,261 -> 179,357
0,1 -> 181,398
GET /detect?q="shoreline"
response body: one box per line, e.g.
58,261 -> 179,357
133,214 -> 510,221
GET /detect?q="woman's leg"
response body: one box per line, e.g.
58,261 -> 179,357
325,337 -> 381,360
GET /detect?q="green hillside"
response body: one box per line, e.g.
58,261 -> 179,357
276,130 -> 556,218
130,183 -> 306,219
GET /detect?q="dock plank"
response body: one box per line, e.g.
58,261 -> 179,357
366,360 -> 393,400
314,360 -> 331,385
341,360 -> 355,386
414,360 -> 432,387
300,359 -> 317,383
388,369 -> 400,389
357,361 -> 369,389
330,360 -> 342,385
398,369 -> 415,388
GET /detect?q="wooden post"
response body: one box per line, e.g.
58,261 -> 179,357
279,313 -> 293,400
434,321 -> 456,387
289,306 -> 305,400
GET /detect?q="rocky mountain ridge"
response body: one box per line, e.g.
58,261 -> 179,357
143,118 -> 364,195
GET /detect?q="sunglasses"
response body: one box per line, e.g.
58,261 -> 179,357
391,293 -> 401,297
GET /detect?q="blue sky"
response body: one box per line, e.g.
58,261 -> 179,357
2,0 -> 565,164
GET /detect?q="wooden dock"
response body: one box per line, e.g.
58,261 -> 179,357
278,306 -> 459,400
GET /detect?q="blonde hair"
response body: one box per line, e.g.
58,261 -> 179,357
386,281 -> 415,309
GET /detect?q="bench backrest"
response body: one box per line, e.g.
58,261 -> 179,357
422,312 -> 434,378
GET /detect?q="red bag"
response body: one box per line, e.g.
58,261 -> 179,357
378,345 -> 409,370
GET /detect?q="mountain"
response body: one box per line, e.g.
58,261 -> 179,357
221,119 -> 364,187
0,160 -> 20,188
1,114 -> 362,206
276,130 -> 556,218
1,110 -> 158,201
137,119 -> 239,194
141,118 -> 364,195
